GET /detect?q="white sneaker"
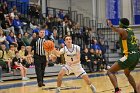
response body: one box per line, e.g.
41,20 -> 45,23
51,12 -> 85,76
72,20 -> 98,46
56,88 -> 60,93
22,77 -> 30,81
90,85 -> 96,93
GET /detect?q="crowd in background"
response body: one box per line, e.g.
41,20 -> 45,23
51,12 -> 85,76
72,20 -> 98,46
0,1 -> 109,81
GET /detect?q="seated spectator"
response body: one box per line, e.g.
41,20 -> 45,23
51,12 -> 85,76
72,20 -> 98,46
19,46 -> 30,68
12,15 -> 23,35
25,46 -> 34,67
32,25 -> 39,35
29,32 -> 37,44
44,25 -> 53,40
0,29 -> 9,49
0,9 -> 5,22
1,44 -> 12,73
19,45 -> 26,59
7,45 -> 16,59
22,32 -> 30,46
0,66 -> 3,82
81,48 -> 93,72
89,48 -> 96,71
58,9 -> 64,19
0,46 -> 7,72
6,31 -> 17,46
12,51 -> 29,81
1,15 -> 14,35
16,33 -> 25,50
91,39 -> 101,53
95,50 -> 103,72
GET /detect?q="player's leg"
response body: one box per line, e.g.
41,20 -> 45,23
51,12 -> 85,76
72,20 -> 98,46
56,68 -> 66,93
81,74 -> 96,93
74,64 -> 96,93
107,62 -> 121,93
124,68 -> 137,93
137,82 -> 140,93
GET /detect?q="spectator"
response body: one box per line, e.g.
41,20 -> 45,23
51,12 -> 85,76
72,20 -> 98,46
58,9 -> 64,19
95,50 -> 103,72
12,15 -> 23,35
7,45 -> 16,59
22,32 -> 30,46
29,32 -> 37,44
6,31 -> 17,46
1,15 -> 14,35
16,33 -> 25,50
0,9 -> 5,22
0,45 -> 7,72
91,39 -> 101,53
1,44 -> 12,73
99,40 -> 107,69
81,48 -> 93,72
89,48 -> 96,71
0,29 -> 9,49
25,46 -> 34,67
12,51 -> 29,81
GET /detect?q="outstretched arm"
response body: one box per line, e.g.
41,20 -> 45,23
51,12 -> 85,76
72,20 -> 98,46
106,19 -> 125,36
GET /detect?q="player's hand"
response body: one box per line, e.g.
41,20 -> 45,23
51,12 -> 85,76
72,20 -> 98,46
106,19 -> 113,27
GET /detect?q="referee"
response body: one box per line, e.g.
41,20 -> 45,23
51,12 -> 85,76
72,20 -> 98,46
30,27 -> 47,87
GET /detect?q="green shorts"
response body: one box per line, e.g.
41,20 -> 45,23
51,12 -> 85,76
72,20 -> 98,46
117,52 -> 139,71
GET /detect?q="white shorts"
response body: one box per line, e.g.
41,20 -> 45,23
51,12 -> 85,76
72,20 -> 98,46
62,64 -> 87,77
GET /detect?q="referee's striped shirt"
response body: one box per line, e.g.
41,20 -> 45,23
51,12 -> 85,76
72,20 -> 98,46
30,37 -> 46,56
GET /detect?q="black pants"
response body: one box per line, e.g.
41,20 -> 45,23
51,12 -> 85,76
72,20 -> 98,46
34,55 -> 46,84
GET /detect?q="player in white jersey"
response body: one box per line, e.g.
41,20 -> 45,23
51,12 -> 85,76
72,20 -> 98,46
53,35 -> 96,93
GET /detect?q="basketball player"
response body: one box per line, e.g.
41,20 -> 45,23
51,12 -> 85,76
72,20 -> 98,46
107,18 -> 139,93
53,35 -> 96,93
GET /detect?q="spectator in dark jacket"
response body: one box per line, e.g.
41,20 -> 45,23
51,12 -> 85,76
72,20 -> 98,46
81,48 -> 93,72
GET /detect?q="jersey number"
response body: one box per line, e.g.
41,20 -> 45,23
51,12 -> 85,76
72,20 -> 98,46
131,35 -> 137,45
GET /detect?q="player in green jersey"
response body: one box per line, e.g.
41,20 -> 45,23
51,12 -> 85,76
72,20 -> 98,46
107,18 -> 139,93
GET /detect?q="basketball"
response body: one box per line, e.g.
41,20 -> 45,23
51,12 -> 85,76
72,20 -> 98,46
43,40 -> 55,52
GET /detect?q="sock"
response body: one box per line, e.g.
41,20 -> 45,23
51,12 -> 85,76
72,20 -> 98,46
57,87 -> 60,90
115,87 -> 120,92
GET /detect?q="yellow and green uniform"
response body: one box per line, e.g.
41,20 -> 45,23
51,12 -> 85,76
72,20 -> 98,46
117,28 -> 139,70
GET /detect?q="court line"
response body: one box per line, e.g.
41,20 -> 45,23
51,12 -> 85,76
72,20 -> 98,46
0,69 -> 140,90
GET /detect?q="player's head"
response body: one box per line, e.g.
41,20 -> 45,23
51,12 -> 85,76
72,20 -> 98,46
64,35 -> 72,45
119,18 -> 129,28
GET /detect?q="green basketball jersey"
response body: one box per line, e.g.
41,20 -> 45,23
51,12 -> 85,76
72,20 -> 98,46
119,28 -> 138,55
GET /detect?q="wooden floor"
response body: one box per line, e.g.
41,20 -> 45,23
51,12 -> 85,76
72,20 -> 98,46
1,68 -> 140,93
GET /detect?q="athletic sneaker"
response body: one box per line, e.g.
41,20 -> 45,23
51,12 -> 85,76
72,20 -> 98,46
56,88 -> 60,93
22,77 -> 30,81
90,85 -> 96,93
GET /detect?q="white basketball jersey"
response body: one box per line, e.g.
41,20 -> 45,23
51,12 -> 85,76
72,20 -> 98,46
60,44 -> 80,65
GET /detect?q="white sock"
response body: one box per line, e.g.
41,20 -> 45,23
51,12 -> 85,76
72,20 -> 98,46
90,84 -> 94,87
57,87 -> 60,90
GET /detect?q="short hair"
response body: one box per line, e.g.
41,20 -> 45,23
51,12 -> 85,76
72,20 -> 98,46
63,35 -> 72,41
15,51 -> 19,54
119,18 -> 130,28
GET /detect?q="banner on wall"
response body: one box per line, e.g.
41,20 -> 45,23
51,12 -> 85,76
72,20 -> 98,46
106,0 -> 121,25
133,0 -> 140,24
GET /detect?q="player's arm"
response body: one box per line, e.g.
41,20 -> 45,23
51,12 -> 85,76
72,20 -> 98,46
107,19 -> 128,60
52,48 -> 64,57
106,19 -> 125,36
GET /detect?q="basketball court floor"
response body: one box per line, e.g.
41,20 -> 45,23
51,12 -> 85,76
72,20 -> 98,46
1,68 -> 140,93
